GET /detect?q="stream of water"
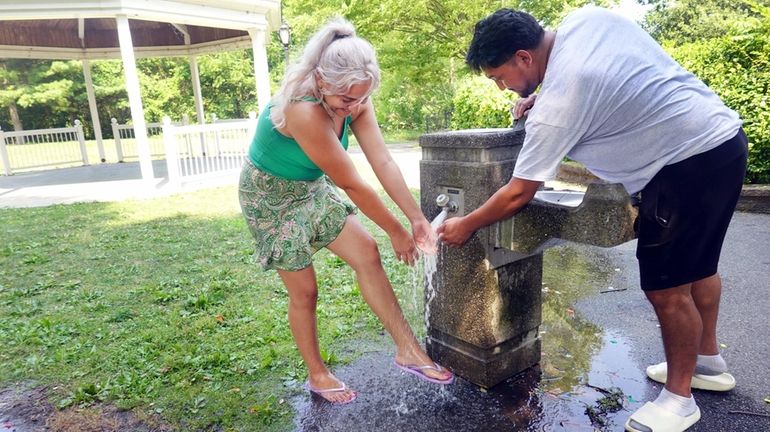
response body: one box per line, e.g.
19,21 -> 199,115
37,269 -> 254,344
422,209 -> 448,332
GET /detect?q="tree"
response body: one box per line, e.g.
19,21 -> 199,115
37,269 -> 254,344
642,0 -> 770,183
0,60 -> 25,132
0,59 -> 84,133
285,0 -> 616,132
641,0 -> 765,44
197,51 -> 259,120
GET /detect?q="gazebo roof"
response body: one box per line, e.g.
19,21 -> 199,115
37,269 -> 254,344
0,0 -> 281,59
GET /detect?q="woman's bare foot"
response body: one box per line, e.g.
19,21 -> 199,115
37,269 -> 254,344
307,372 -> 357,404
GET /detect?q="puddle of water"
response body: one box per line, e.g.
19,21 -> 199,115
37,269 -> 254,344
292,243 -> 650,431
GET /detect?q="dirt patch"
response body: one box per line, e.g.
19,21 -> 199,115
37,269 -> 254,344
0,382 -> 170,432
0,383 -> 53,432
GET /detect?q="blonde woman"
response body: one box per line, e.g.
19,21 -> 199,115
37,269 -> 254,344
238,18 -> 453,404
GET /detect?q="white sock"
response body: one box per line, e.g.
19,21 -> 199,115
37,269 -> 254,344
653,388 -> 698,417
696,353 -> 728,375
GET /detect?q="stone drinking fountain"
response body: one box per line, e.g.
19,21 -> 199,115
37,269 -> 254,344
420,127 -> 638,388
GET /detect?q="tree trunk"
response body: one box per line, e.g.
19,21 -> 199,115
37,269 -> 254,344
8,102 -> 24,144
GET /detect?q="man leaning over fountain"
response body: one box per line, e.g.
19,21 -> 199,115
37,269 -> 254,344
437,6 -> 747,432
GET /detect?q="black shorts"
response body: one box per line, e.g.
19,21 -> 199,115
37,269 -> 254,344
636,129 -> 748,291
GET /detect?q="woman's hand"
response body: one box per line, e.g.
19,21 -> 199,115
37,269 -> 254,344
411,217 -> 438,255
390,225 -> 418,266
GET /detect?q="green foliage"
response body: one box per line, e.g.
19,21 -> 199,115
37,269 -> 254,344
642,0 -> 763,44
135,58 -> 194,123
662,2 -> 770,183
451,75 -> 517,129
197,51 -> 260,120
0,59 -> 85,132
284,0 -> 613,133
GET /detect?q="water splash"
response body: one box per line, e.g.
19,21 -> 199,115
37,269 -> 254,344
398,210 -> 446,339
423,209 -> 447,331
423,252 -> 438,331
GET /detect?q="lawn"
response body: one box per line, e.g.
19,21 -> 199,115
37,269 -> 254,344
0,182 -> 614,431
0,185 -> 423,431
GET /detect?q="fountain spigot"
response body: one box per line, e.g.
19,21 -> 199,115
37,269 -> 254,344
436,194 -> 458,213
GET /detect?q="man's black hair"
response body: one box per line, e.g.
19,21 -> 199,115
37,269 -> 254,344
466,9 -> 545,72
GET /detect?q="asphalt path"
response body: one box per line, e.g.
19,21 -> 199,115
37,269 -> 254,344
573,212 -> 770,431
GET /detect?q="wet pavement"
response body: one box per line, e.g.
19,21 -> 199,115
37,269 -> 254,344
291,212 -> 770,432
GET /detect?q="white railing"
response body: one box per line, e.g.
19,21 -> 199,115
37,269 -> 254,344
162,113 -> 257,187
0,120 -> 88,175
111,116 -> 189,162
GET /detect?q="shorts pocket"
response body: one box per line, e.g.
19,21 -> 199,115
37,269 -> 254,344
637,180 -> 679,248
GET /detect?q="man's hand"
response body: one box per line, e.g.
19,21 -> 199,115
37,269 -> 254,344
436,216 -> 475,247
513,94 -> 537,120
435,177 -> 542,248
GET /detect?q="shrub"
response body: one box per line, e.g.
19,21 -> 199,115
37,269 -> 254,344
450,75 -> 517,130
668,32 -> 770,183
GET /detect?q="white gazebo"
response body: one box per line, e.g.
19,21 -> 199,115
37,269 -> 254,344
0,0 -> 281,180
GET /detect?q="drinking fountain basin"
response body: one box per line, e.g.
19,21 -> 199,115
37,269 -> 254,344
533,190 -> 585,208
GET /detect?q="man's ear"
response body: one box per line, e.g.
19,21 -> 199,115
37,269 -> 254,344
515,49 -> 533,66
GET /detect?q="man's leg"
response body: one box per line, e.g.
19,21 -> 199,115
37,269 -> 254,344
645,272 -> 732,385
626,283 -> 701,431
692,273 -> 721,356
645,283 -> 701,398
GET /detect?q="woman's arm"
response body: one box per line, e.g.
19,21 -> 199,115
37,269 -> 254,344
350,101 -> 435,251
284,101 -> 417,263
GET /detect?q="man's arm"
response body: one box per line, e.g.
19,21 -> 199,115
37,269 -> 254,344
437,177 -> 542,247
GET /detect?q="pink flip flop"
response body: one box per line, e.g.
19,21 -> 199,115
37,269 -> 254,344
394,360 -> 455,385
305,381 -> 357,405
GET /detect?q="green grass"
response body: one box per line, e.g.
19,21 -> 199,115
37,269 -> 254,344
0,185 -> 420,431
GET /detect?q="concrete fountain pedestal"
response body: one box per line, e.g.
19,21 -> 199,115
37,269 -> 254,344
420,128 -> 637,388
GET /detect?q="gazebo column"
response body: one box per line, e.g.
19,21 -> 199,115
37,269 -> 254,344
82,59 -> 105,162
116,14 -> 154,180
248,28 -> 271,114
189,56 -> 205,125
174,24 -> 206,126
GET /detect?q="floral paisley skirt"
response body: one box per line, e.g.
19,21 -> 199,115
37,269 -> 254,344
238,159 -> 356,271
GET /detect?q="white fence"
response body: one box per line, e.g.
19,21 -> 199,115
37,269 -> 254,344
111,117 -> 188,162
0,120 -> 88,175
162,113 -> 257,186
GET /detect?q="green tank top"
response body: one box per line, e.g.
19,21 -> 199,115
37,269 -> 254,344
247,100 -> 352,181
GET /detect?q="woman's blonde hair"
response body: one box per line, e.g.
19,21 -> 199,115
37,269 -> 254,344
269,17 -> 381,128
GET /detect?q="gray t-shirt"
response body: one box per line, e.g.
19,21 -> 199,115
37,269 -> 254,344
513,6 -> 742,194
